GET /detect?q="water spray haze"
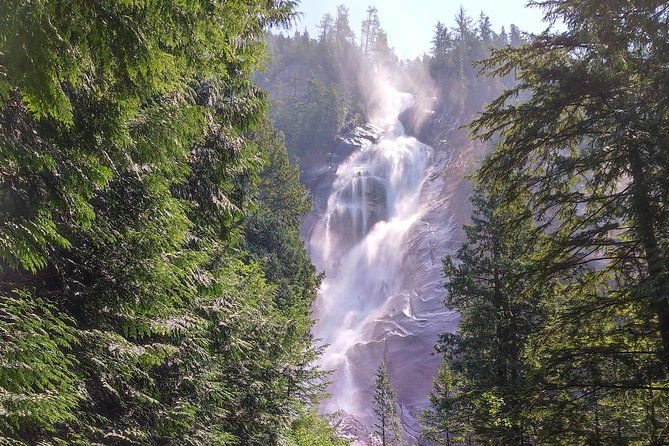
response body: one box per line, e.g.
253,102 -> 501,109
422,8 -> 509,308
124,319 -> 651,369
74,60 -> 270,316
360,61 -> 440,138
310,77 -> 437,421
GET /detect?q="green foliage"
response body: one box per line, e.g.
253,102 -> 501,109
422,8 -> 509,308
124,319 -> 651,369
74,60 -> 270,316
373,363 -> 403,446
420,361 -> 470,446
261,37 -> 363,162
427,1 -> 669,445
293,77 -> 353,158
287,407 -> 350,446
0,291 -> 78,438
469,1 -> 669,442
427,7 -> 521,121
260,6 -> 404,162
359,6 -> 395,66
0,1 -> 346,445
424,185 -> 543,445
250,118 -> 312,230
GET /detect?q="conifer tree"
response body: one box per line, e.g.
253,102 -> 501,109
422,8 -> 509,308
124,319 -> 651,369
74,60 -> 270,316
318,13 -> 335,42
426,184 -> 542,445
373,363 -> 403,446
468,0 -> 669,443
478,13 -> 493,42
361,6 -> 381,57
420,360 -> 469,446
0,1 -> 343,445
472,0 -> 669,366
334,5 -> 356,45
431,22 -> 453,59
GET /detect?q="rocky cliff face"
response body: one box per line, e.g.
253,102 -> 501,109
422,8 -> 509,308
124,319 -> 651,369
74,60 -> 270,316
333,411 -> 382,446
302,93 -> 481,444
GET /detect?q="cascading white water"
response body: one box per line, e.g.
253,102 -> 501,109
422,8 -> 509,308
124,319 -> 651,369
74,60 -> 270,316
309,86 -> 438,421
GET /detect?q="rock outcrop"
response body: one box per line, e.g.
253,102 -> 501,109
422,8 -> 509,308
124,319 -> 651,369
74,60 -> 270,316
333,412 -> 382,446
302,91 -> 481,445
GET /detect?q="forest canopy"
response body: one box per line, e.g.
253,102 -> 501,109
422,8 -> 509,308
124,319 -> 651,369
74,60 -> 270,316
0,1 -> 343,444
2,1 -> 668,445
424,1 -> 669,444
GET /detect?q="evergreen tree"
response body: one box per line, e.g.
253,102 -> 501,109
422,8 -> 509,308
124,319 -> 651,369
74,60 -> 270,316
361,6 -> 381,57
468,0 -> 669,443
453,6 -> 475,43
334,5 -> 356,45
478,13 -> 493,42
431,21 -> 453,59
0,1 -> 345,445
260,27 -> 364,162
420,361 -> 469,446
372,363 -> 403,446
318,13 -> 335,42
497,26 -> 508,45
508,24 -> 522,46
425,184 -> 543,445
425,6 -> 515,121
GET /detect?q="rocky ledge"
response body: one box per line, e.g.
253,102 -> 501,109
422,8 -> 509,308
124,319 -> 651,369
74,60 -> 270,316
332,411 -> 382,446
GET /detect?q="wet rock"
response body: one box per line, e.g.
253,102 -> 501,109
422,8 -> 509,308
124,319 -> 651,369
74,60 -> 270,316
399,97 -> 461,149
300,124 -> 383,216
304,90 -> 486,444
336,152 -> 464,444
398,97 -> 441,142
334,124 -> 382,160
333,411 -> 382,446
337,176 -> 387,228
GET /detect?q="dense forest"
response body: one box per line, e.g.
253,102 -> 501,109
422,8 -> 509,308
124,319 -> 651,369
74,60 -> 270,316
420,1 -> 669,445
1,0 -> 668,445
259,1 -> 669,445
0,1 -> 343,445
257,5 -> 520,164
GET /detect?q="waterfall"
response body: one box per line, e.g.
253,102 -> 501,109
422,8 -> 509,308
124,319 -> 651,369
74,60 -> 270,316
309,86 -> 455,427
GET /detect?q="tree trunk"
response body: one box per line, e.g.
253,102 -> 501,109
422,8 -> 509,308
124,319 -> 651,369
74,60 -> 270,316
382,414 -> 386,446
594,396 -> 601,446
627,146 -> 669,368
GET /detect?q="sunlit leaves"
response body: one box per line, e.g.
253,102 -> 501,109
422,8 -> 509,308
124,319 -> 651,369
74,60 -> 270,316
0,0 -> 328,445
0,291 -> 79,435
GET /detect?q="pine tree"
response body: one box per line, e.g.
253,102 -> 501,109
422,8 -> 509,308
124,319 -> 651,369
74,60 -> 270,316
478,13 -> 493,42
334,5 -> 356,45
473,1 -> 669,364
431,22 -> 453,59
420,360 -> 469,446
361,6 -> 380,57
453,6 -> 475,43
508,24 -> 522,46
261,29 -> 364,162
372,363 -> 403,446
318,13 -> 335,42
